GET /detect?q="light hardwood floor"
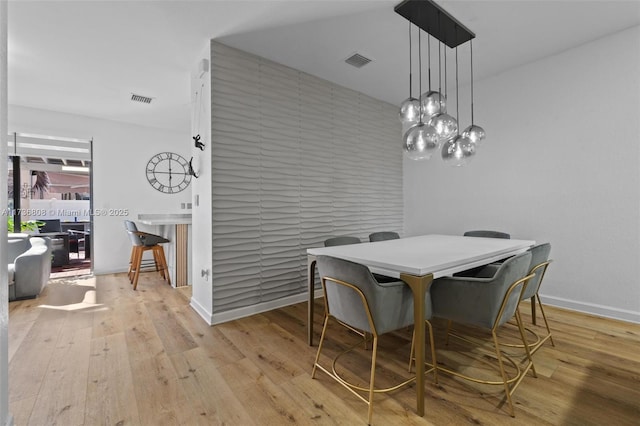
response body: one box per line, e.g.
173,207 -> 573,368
7,272 -> 640,425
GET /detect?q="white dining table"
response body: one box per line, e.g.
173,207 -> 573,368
306,234 -> 535,417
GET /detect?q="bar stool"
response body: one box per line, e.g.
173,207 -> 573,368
124,220 -> 171,290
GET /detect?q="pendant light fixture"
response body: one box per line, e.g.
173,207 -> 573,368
461,39 -> 486,144
429,39 -> 458,142
395,0 -> 486,165
398,21 -> 421,126
403,25 -> 439,160
420,28 -> 445,118
442,34 -> 476,166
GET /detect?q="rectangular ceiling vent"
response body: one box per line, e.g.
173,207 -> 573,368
131,93 -> 153,104
345,53 -> 372,68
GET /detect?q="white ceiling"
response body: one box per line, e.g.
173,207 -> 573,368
8,1 -> 640,132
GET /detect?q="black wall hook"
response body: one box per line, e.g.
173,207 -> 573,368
188,157 -> 199,178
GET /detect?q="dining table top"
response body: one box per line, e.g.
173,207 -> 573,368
307,234 -> 536,278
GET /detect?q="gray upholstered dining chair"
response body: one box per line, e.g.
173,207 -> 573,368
368,231 -> 400,242
519,243 -> 554,353
312,255 -> 437,425
470,243 -> 554,355
429,251 -> 536,417
323,235 -> 361,247
464,230 -> 511,239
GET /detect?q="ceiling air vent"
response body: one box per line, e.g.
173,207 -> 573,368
131,93 -> 153,104
344,53 -> 372,68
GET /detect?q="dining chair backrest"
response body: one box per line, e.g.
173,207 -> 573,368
432,251 -> 532,329
124,220 -> 139,232
324,236 -> 361,247
316,255 -> 416,335
464,230 -> 511,239
369,231 -> 400,242
520,243 -> 552,300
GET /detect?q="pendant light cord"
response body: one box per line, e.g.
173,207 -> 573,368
455,30 -> 460,135
427,32 -> 431,91
437,12 -> 442,96
408,21 -> 413,97
470,39 -> 475,125
418,27 -> 423,122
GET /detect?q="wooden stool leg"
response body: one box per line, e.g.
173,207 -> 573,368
157,245 -> 171,286
132,246 -> 144,290
128,247 -> 135,281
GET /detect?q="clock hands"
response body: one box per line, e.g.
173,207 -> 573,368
146,152 -> 192,194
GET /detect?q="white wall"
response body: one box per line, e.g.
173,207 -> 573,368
8,105 -> 191,274
189,45 -> 214,322
405,26 -> 640,323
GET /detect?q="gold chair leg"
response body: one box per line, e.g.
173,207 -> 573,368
515,308 -> 537,379
445,320 -> 453,345
492,330 -> 515,417
426,320 -> 438,384
531,295 -> 537,325
312,315 -> 330,379
367,336 -> 378,425
536,294 -> 555,346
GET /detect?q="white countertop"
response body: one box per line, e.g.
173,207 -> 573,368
308,234 -> 535,278
138,213 -> 192,225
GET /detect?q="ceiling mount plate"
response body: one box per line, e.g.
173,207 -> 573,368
394,0 -> 475,48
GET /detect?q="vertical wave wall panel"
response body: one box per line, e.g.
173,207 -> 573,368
211,42 -> 402,314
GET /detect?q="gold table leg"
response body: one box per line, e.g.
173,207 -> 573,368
307,255 -> 317,346
400,272 -> 434,417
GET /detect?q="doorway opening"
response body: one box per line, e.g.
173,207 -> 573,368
7,133 -> 93,278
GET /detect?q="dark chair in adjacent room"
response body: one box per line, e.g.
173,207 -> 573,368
312,255 -> 437,425
463,230 -> 511,239
429,251 -> 536,417
368,231 -> 400,242
124,220 -> 171,290
37,219 -> 70,267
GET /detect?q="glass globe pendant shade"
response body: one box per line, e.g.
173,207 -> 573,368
441,134 -> 476,166
420,91 -> 446,119
429,112 -> 458,141
403,122 -> 439,161
462,124 -> 486,144
398,97 -> 421,124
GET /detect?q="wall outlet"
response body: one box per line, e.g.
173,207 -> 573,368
181,203 -> 186,209
187,202 -> 192,209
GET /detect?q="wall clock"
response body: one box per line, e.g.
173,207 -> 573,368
146,152 -> 192,194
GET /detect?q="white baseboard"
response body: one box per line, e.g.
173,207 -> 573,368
209,289 -> 324,325
189,297 -> 214,325
540,294 -> 640,324
92,267 -> 128,276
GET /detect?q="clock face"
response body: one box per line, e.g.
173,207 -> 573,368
146,152 -> 192,194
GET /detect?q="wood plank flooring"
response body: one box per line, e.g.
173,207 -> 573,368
8,272 -> 640,425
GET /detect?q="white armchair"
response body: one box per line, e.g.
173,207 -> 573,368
7,235 -> 52,301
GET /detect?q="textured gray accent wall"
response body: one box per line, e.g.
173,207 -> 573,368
210,41 -> 402,313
